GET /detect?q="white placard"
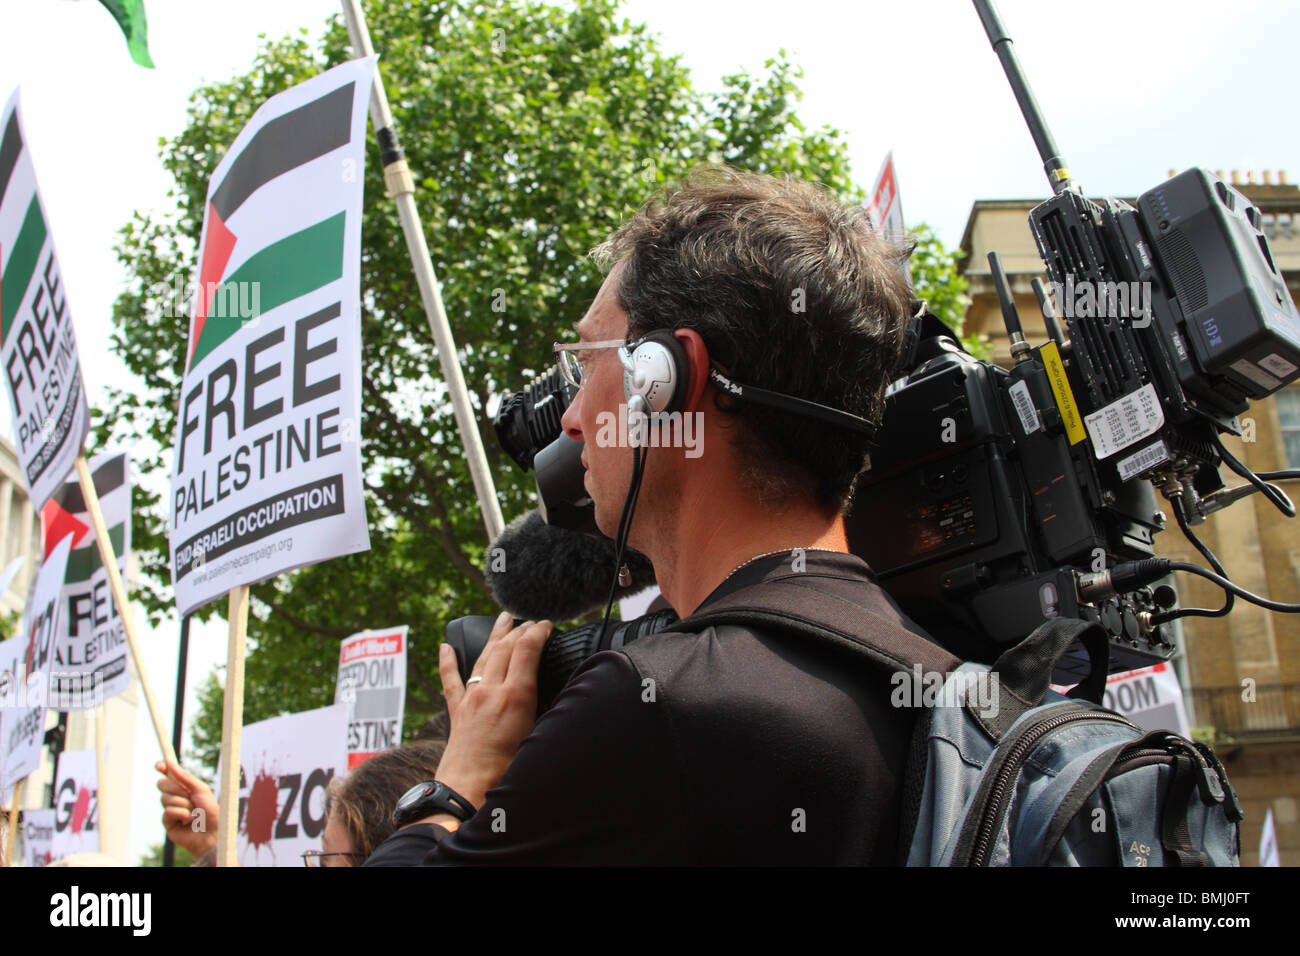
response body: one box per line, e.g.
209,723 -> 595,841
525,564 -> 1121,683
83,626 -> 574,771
0,89 -> 91,510
51,747 -> 98,859
1259,808 -> 1279,867
0,532 -> 73,790
21,806 -> 54,867
218,703 -> 349,867
1099,661 -> 1190,737
866,151 -> 905,241
42,450 -> 133,709
336,626 -> 408,769
168,58 -> 377,616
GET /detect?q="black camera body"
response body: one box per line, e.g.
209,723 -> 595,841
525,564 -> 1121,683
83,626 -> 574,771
848,166 -> 1300,679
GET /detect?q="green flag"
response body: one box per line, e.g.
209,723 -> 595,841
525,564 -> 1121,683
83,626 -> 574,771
96,0 -> 154,68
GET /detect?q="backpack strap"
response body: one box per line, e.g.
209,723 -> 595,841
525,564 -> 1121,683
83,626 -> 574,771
975,617 -> 1110,739
667,575 -> 960,677
665,575 -> 961,865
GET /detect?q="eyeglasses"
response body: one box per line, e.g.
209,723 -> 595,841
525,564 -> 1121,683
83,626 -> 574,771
553,339 -> 629,389
302,850 -> 364,867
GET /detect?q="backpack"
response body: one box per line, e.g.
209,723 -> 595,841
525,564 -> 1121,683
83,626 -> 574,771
671,577 -> 1242,867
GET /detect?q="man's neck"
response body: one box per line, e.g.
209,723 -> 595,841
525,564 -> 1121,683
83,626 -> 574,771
646,483 -> 848,617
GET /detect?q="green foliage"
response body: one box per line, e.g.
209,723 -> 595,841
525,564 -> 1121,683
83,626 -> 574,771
0,609 -> 19,642
907,221 -> 985,358
138,842 -> 197,867
100,1 -> 973,772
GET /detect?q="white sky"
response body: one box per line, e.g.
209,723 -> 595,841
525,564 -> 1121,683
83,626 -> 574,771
1,0 -> 1296,864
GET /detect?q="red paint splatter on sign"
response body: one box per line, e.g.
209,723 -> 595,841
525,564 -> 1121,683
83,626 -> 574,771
242,769 -> 279,848
70,786 -> 92,834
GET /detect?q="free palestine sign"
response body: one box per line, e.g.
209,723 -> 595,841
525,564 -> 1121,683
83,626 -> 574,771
168,58 -> 376,615
42,450 -> 134,709
0,89 -> 91,510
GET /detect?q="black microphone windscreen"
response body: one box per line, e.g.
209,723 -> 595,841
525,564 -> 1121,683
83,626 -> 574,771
486,509 -> 657,621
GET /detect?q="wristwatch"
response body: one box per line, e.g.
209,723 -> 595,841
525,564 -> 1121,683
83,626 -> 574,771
391,780 -> 478,827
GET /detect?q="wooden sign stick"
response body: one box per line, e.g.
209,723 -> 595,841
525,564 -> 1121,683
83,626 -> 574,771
216,584 -> 249,868
95,702 -> 106,855
73,455 -> 176,767
2,778 -> 21,867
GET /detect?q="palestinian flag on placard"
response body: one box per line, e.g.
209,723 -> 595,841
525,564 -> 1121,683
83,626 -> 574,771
0,102 -> 46,346
40,451 -> 131,586
186,80 -> 361,373
96,0 -> 154,68
0,89 -> 91,511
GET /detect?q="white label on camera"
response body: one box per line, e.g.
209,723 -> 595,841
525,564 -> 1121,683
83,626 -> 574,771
1117,440 -> 1170,481
1085,383 -> 1164,459
1230,358 -> 1282,391
1258,353 -> 1297,379
1008,380 -> 1042,435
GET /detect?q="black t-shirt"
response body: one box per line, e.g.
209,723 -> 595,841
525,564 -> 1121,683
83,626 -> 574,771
364,550 -> 955,866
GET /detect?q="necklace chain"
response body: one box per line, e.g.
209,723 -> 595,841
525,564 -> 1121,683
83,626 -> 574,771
724,547 -> 836,581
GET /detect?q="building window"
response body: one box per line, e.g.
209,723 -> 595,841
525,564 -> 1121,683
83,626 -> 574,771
1280,389 -> 1300,467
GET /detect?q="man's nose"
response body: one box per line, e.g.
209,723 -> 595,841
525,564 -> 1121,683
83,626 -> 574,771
561,387 -> 584,441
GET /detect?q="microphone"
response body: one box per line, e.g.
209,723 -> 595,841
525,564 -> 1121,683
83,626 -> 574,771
486,509 -> 657,620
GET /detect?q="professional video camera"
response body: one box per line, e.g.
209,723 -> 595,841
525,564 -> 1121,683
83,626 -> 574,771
451,0 -> 1300,693
847,0 -> 1300,680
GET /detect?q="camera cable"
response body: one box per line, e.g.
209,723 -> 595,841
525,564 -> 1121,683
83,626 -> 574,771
1212,433 -> 1295,517
1150,495 -> 1234,624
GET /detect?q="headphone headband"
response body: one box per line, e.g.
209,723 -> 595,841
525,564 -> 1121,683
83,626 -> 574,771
706,368 -> 876,436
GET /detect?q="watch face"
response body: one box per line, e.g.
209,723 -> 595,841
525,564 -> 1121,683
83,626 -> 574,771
395,781 -> 437,816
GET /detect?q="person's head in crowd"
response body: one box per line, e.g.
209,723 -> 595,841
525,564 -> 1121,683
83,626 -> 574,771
562,167 -> 914,608
319,739 -> 445,865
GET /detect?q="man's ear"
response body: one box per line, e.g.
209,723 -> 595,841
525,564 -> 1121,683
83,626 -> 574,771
674,328 -> 711,413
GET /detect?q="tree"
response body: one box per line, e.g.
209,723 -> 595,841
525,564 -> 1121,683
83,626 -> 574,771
98,0 -> 882,772
907,222 -> 986,358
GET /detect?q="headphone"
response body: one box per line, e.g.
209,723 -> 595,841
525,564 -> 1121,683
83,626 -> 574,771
617,328 -> 877,435
618,330 -> 691,417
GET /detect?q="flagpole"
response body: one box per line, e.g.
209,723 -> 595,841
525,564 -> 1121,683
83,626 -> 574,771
216,585 -> 249,868
2,778 -> 20,866
163,612 -> 190,868
94,702 -> 106,855
73,455 -> 176,766
339,0 -> 504,543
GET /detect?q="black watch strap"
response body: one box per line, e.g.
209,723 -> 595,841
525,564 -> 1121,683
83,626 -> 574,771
392,780 -> 477,827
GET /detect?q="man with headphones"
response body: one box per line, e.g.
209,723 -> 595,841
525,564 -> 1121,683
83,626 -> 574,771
366,167 -> 956,865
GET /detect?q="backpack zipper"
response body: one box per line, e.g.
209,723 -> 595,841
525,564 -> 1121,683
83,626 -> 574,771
968,705 -> 1138,866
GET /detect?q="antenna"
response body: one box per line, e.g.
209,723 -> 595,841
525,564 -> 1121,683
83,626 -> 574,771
973,0 -> 1075,195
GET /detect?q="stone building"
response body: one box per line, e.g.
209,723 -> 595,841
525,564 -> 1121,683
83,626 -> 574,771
957,169 -> 1300,865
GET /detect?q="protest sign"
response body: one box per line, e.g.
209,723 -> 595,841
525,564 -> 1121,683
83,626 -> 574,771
21,807 -> 54,867
168,57 -> 376,617
1259,808 -> 1279,867
336,626 -> 407,769
41,451 -> 133,709
0,89 -> 91,510
218,703 -> 348,867
51,748 -> 98,859
866,150 -> 905,241
1054,661 -> 1191,736
0,532 -> 73,791
0,556 -> 23,597
1099,662 -> 1191,737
